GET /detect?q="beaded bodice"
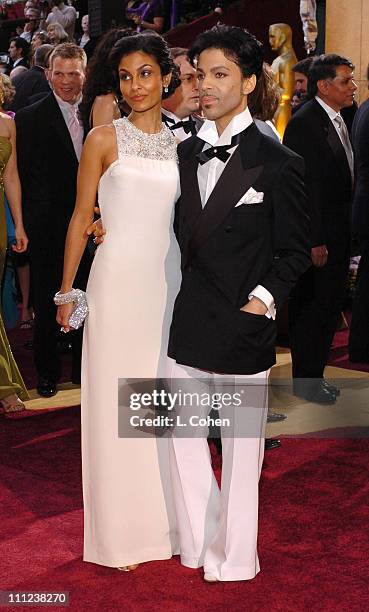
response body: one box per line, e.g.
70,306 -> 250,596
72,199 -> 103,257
113,117 -> 178,162
0,136 -> 11,191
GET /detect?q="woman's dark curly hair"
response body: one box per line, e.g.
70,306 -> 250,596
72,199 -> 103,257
188,24 -> 263,80
109,33 -> 181,99
80,28 -> 134,134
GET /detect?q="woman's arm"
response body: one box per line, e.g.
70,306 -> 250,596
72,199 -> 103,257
3,118 -> 28,252
132,13 -> 164,32
57,126 -> 115,331
59,127 -> 113,293
91,94 -> 120,128
141,16 -> 164,32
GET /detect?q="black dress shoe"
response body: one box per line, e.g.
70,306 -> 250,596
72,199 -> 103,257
37,379 -> 57,398
265,438 -> 281,450
294,381 -> 336,405
267,412 -> 287,423
322,379 -> 340,397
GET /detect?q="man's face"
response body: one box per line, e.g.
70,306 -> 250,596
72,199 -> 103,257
50,57 -> 85,104
320,64 -> 357,111
196,48 -> 253,125
81,15 -> 89,33
294,71 -> 308,94
269,26 -> 283,52
162,54 -> 199,118
8,41 -> 21,61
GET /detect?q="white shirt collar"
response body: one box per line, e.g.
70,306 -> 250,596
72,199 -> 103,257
161,108 -> 190,123
197,106 -> 253,146
54,92 -> 82,112
315,96 -> 341,121
13,58 -> 23,67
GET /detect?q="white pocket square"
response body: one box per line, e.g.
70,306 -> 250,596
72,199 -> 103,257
235,187 -> 264,207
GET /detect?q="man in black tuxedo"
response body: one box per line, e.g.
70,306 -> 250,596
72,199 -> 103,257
162,47 -> 202,141
11,44 -> 52,112
16,43 -> 91,397
349,69 -> 369,362
284,54 -> 356,403
7,37 -> 30,74
167,26 -> 310,582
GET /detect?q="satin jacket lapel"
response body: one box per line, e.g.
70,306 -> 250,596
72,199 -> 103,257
188,123 -> 264,259
179,137 -> 204,229
48,94 -> 78,162
313,99 -> 351,179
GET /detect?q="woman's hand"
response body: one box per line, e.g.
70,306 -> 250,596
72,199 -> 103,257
12,225 -> 29,253
56,303 -> 74,333
87,208 -> 106,245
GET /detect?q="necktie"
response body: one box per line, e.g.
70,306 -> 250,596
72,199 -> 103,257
168,118 -> 197,136
334,115 -> 354,184
196,133 -> 241,165
68,105 -> 83,160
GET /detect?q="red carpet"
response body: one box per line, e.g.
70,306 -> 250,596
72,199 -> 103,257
1,408 -> 368,611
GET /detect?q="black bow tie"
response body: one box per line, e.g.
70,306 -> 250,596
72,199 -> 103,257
167,117 -> 197,135
196,133 -> 241,165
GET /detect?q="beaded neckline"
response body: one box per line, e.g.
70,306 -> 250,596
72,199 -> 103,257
113,117 -> 178,162
124,117 -> 166,137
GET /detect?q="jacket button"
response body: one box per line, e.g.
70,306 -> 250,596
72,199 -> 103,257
225,225 -> 233,232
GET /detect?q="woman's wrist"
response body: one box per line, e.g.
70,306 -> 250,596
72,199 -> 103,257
59,285 -> 73,294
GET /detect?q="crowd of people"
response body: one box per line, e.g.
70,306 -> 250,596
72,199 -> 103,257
0,16 -> 366,583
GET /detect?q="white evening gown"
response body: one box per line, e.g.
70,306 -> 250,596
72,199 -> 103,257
81,117 -> 181,567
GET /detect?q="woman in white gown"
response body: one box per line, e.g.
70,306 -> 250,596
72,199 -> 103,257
56,34 -> 181,570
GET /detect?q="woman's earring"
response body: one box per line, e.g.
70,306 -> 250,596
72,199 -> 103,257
164,86 -> 169,93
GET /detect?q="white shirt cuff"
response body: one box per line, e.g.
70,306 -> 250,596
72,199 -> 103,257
248,285 -> 276,319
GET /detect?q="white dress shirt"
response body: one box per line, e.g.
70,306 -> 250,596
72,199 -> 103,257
162,108 -> 194,142
54,93 -> 83,161
196,107 -> 275,318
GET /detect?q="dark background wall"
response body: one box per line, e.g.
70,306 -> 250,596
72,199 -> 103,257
166,0 -> 307,61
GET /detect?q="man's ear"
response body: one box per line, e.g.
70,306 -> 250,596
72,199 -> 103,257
317,78 -> 330,97
242,74 -> 256,96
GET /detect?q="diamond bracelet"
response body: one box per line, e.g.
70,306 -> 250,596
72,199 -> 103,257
54,289 -> 80,305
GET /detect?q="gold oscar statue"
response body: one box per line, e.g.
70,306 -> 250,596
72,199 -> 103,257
269,23 -> 297,137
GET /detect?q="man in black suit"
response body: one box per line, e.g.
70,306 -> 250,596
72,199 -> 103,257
167,26 -> 310,582
11,44 -> 52,112
349,67 -> 369,362
7,37 -> 29,74
162,47 -> 202,141
16,43 -> 91,397
284,54 -> 356,403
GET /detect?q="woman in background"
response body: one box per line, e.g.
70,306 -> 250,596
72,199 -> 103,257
0,80 -> 29,415
79,28 -> 133,135
47,22 -> 69,46
248,62 -> 282,141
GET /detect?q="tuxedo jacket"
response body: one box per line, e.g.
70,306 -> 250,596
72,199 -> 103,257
351,98 -> 369,237
283,98 -> 353,259
168,123 -> 311,374
15,93 -> 79,247
11,66 -> 50,112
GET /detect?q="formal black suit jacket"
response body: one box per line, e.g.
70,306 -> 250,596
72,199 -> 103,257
15,92 -> 79,253
11,66 -> 50,112
283,98 -> 353,257
168,123 -> 311,374
351,98 -> 369,237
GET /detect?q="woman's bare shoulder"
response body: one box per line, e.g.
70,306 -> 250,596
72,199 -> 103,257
86,123 -> 116,146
